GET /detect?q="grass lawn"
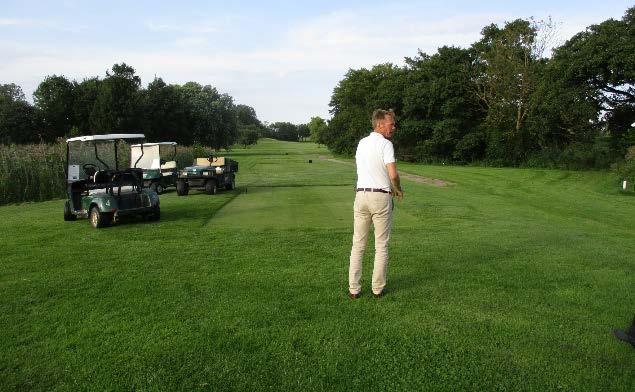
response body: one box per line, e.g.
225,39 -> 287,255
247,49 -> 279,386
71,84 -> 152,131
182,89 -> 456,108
1,138 -> 633,390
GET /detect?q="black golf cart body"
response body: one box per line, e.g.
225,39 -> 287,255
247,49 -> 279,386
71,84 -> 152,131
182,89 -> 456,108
176,156 -> 238,195
64,134 -> 160,228
130,142 -> 178,194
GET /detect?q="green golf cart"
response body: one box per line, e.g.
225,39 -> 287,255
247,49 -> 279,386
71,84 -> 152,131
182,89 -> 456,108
63,134 -> 160,228
130,142 -> 178,194
176,155 -> 238,196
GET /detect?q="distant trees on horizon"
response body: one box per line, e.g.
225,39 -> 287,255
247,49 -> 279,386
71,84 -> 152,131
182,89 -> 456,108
0,63 -> 268,150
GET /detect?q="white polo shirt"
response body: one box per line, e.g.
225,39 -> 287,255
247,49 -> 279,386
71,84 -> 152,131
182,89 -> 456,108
355,131 -> 395,190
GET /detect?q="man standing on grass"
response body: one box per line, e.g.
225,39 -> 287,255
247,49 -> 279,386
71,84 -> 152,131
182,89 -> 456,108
349,109 -> 404,299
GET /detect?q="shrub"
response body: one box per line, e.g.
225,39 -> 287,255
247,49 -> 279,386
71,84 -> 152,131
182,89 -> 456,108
616,146 -> 635,187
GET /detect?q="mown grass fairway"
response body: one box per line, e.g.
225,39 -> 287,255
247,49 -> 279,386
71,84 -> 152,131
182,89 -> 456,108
1,139 -> 633,390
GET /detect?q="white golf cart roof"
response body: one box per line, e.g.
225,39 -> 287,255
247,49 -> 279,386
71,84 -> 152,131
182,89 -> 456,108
66,134 -> 145,142
130,142 -> 177,147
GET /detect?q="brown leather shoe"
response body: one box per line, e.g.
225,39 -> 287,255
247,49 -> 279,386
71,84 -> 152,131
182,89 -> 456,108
348,292 -> 360,299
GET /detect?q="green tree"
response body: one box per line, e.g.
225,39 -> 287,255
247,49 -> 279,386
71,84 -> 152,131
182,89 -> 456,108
297,123 -> 310,141
328,64 -> 405,154
308,116 -> 328,144
141,77 -> 188,143
33,75 -> 75,141
178,82 -> 238,149
549,7 -> 635,157
401,46 -> 484,162
269,122 -> 298,141
471,19 -> 553,164
238,126 -> 259,147
0,84 -> 38,144
73,77 -> 100,134
235,104 -> 262,128
90,63 -> 142,132
235,104 -> 264,146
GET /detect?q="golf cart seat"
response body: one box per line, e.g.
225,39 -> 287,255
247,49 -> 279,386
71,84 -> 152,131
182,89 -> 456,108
194,157 -> 226,166
210,157 -> 225,166
84,170 -> 115,195
161,161 -> 177,176
160,161 -> 176,169
94,170 -> 111,184
112,170 -> 141,185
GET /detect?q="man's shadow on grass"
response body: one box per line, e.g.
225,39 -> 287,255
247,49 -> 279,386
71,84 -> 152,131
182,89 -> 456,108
385,273 -> 425,296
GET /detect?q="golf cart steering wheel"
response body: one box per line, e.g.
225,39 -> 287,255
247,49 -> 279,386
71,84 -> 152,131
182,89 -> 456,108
82,163 -> 99,177
208,154 -> 217,164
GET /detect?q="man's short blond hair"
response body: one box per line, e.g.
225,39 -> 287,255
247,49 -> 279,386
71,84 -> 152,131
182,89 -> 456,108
372,109 -> 395,129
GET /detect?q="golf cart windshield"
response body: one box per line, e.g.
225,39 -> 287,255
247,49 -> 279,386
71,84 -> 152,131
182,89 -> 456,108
66,134 -> 144,182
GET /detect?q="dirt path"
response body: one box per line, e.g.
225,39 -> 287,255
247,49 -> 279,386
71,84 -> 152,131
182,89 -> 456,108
319,156 -> 455,187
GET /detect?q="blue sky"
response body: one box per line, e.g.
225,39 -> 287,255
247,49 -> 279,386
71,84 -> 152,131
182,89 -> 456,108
1,0 -> 632,123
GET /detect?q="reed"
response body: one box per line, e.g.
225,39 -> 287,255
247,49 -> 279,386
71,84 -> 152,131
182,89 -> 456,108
0,141 -> 219,205
0,142 -> 66,205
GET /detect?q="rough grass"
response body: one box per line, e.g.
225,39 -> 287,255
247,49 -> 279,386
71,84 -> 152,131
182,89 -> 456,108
0,139 -> 633,391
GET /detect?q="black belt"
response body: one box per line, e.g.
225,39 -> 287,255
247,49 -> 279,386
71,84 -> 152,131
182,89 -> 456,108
356,188 -> 391,194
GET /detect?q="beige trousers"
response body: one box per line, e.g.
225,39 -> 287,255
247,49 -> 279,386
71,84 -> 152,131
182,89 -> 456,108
349,191 -> 393,295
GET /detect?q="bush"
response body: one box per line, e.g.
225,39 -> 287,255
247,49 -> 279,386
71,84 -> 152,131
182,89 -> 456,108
558,138 -> 615,170
616,146 -> 635,187
524,146 -> 562,169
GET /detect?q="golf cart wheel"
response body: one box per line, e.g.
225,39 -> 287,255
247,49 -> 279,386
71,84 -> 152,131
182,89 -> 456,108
176,180 -> 188,196
89,205 -> 112,228
225,178 -> 235,190
64,200 -> 77,221
150,182 -> 164,195
205,180 -> 217,195
148,206 -> 160,221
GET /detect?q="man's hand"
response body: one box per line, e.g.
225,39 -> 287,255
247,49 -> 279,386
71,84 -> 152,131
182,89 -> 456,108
386,162 -> 403,202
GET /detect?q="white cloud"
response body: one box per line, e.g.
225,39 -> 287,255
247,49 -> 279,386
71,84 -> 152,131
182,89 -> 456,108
0,18 -> 27,26
172,36 -> 209,48
0,17 -> 87,32
144,21 -> 219,34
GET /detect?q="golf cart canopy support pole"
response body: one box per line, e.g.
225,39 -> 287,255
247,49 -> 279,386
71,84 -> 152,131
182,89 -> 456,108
93,141 -> 110,170
133,143 -> 144,169
65,142 -> 70,180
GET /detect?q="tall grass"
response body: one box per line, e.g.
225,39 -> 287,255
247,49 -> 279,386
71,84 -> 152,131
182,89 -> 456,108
0,143 -> 67,205
0,141 -> 223,205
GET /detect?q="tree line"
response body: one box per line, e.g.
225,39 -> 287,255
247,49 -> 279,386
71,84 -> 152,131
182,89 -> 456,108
0,63 -> 266,149
317,7 -> 635,168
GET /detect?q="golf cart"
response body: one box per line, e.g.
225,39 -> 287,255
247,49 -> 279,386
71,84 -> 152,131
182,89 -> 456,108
176,155 -> 238,196
63,134 -> 160,228
130,142 -> 178,194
